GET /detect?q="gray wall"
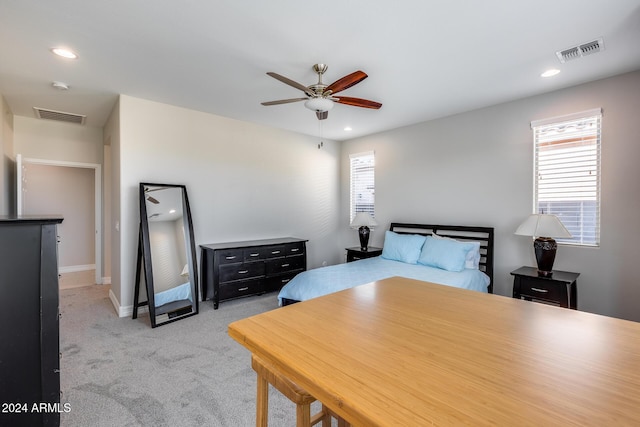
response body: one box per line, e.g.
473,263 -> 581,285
22,163 -> 95,268
109,95 -> 342,315
1,96 -> 14,215
340,70 -> 640,322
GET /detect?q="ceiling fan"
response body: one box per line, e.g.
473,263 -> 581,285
144,187 -> 162,204
261,64 -> 382,120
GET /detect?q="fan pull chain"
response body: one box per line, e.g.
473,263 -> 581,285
318,120 -> 324,149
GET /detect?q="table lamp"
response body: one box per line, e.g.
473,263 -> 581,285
180,264 -> 189,278
350,212 -> 378,251
515,214 -> 572,277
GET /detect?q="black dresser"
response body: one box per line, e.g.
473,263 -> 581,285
200,237 -> 307,309
0,216 -> 63,427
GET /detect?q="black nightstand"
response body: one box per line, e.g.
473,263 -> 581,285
511,266 -> 580,309
346,247 -> 382,262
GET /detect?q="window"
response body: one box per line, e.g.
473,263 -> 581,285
531,108 -> 602,246
350,151 -> 375,222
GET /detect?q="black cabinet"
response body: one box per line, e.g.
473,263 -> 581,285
511,266 -> 580,309
201,237 -> 307,309
0,216 -> 63,427
346,246 -> 383,262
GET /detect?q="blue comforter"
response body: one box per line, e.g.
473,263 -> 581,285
154,282 -> 192,308
278,256 -> 489,304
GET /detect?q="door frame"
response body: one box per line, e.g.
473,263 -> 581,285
17,154 -> 103,285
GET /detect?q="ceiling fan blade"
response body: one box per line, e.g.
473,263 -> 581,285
266,72 -> 315,97
316,111 -> 328,120
335,96 -> 382,109
146,196 -> 160,204
261,98 -> 307,106
325,71 -> 368,95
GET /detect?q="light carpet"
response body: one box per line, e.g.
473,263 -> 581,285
59,285 -> 322,426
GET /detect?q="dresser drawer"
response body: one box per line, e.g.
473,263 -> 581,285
216,248 -> 244,264
284,242 -> 305,256
264,271 -> 299,293
519,279 -> 563,303
264,245 -> 286,258
265,255 -> 305,275
244,247 -> 268,262
219,279 -> 263,300
219,262 -> 265,283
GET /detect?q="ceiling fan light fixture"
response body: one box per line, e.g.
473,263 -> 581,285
51,47 -> 78,59
304,97 -> 334,112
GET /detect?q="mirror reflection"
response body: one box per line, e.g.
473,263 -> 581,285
133,183 -> 198,327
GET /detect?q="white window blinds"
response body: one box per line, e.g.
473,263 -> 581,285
531,109 -> 601,246
350,151 -> 375,222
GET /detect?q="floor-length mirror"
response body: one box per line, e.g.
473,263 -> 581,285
133,183 -> 198,327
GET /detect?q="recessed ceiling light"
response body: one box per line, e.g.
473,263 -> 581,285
52,81 -> 69,90
541,69 -> 560,78
51,48 -> 78,59
344,127 -> 352,131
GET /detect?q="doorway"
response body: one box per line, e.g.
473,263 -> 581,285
17,155 -> 103,286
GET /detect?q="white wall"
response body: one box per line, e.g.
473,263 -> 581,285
103,145 -> 112,282
111,95 -> 341,314
340,70 -> 640,322
13,116 -> 103,164
1,95 -> 14,215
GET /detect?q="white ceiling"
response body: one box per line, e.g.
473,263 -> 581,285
1,1 -> 639,141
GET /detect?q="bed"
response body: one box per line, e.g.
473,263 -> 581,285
278,222 -> 494,305
154,282 -> 193,308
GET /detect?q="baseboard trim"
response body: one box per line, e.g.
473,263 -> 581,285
109,289 -> 129,317
109,289 -> 148,318
102,276 -> 111,285
59,264 -> 96,274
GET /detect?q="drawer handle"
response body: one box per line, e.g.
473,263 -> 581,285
238,270 -> 249,274
281,263 -> 290,268
249,253 -> 260,257
225,255 -> 237,260
531,287 -> 549,293
238,287 -> 249,291
271,250 -> 281,254
290,248 -> 300,252
281,278 -> 291,284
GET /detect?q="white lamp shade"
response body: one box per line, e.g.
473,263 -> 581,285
180,264 -> 189,277
515,214 -> 572,238
304,97 -> 334,112
350,212 -> 378,228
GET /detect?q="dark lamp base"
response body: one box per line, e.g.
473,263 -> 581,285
358,226 -> 370,251
534,237 -> 557,277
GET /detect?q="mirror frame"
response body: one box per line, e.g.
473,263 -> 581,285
133,182 -> 199,327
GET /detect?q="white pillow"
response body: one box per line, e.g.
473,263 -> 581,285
432,233 -> 481,269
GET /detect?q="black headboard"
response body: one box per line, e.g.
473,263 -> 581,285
389,223 -> 495,293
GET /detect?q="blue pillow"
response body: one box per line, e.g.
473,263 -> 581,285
418,236 -> 475,272
380,231 -> 426,264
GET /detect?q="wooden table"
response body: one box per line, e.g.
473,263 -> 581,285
228,276 -> 640,426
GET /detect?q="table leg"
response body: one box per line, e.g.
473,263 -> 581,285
257,373 -> 268,427
296,403 -> 311,427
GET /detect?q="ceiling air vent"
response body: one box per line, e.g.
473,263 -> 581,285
556,37 -> 605,63
33,107 -> 86,125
